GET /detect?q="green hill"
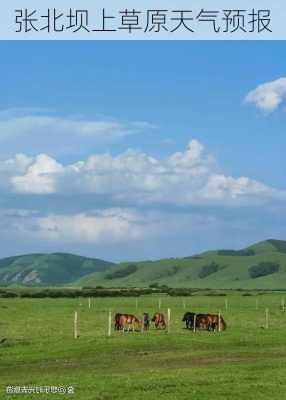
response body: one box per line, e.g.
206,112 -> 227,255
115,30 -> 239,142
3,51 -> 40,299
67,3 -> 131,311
1,239 -> 286,289
0,253 -> 114,286
76,239 -> 286,290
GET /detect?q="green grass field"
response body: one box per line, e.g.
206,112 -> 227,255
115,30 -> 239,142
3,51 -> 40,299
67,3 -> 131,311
1,293 -> 286,399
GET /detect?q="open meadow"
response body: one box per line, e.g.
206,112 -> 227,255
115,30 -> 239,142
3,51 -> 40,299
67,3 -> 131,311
1,293 -> 286,399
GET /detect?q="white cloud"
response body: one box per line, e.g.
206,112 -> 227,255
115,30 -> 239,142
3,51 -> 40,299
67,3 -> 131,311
1,139 -> 283,207
199,175 -> 274,204
0,110 -> 152,141
2,206 -> 219,245
245,77 -> 286,113
9,208 -> 158,244
11,154 -> 63,194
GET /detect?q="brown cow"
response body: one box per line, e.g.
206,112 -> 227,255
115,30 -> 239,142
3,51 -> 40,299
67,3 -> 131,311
196,313 -> 227,331
151,313 -> 166,329
115,314 -> 141,332
183,312 -> 227,331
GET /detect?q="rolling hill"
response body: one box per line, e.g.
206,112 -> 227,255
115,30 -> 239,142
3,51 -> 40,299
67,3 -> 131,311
76,239 -> 286,290
0,253 -> 114,286
1,239 -> 286,289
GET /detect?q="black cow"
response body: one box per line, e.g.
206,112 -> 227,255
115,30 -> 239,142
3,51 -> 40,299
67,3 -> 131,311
182,312 -> 196,329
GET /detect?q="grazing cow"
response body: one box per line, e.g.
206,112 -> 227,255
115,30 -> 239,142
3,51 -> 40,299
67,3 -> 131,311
205,314 -> 227,331
182,312 -> 227,331
182,312 -> 210,330
196,314 -> 212,330
151,313 -> 166,329
182,312 -> 196,329
117,314 -> 141,332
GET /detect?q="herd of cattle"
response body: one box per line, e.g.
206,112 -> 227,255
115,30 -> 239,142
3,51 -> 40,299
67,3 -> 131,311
114,311 -> 227,332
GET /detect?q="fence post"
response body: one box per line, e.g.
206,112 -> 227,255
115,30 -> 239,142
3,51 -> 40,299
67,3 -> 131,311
141,314 -> 144,333
265,308 -> 269,329
158,298 -> 161,310
282,298 -> 285,312
88,297 -> 91,309
74,311 -> 78,339
256,299 -> 259,311
108,311 -> 112,337
193,314 -> 196,333
167,308 -> 171,333
135,298 -> 138,310
218,310 -> 221,332
183,299 -> 186,310
225,299 -> 228,311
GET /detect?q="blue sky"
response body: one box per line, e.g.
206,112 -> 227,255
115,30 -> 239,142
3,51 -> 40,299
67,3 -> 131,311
0,41 -> 285,261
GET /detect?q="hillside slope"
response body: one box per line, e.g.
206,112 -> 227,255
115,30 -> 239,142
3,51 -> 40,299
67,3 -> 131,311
1,240 -> 286,289
0,253 -> 114,286
77,239 -> 286,289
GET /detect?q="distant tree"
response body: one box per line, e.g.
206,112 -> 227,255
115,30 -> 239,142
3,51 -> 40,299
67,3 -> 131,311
217,249 -> 255,256
105,264 -> 137,280
249,262 -> 280,279
199,262 -> 220,279
149,282 -> 159,288
268,239 -> 286,254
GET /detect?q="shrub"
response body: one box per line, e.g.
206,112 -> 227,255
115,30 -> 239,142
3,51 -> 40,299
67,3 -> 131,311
198,262 -> 220,279
205,292 -> 226,296
268,239 -> 286,254
217,249 -> 255,256
149,282 -> 160,289
249,262 -> 280,279
0,290 -> 18,298
105,264 -> 137,280
183,255 -> 202,260
168,288 -> 193,296
152,266 -> 182,280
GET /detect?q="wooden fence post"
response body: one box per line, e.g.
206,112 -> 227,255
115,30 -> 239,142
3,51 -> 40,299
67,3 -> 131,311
225,299 -> 228,311
108,311 -> 112,337
158,298 -> 161,310
218,310 -> 221,332
183,299 -> 186,310
193,314 -> 196,333
167,308 -> 171,333
74,311 -> 78,339
265,308 -> 269,329
256,299 -> 259,311
282,298 -> 285,312
88,297 -> 91,309
135,298 -> 138,310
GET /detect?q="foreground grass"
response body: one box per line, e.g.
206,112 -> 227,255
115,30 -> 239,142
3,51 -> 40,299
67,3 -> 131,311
1,294 -> 286,399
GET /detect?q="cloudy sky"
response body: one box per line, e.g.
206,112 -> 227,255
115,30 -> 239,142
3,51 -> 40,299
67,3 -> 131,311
0,41 -> 285,261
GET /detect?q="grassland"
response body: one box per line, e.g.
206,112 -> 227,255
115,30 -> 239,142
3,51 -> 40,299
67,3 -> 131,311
1,293 -> 286,399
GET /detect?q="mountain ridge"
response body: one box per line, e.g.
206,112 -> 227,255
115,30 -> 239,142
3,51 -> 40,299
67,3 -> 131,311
1,239 -> 286,289
76,239 -> 286,290
0,252 -> 114,287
